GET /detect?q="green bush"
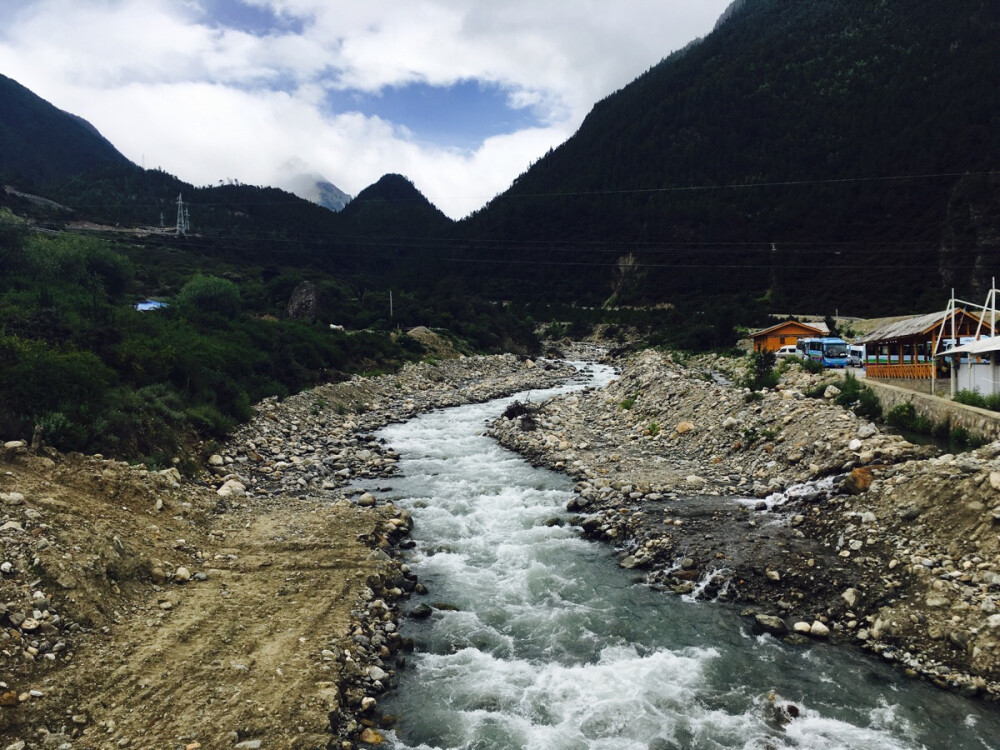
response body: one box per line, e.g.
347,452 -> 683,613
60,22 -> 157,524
833,372 -> 882,420
854,388 -> 883,421
954,389 -> 988,409
886,402 -> 933,433
788,354 -> 824,374
176,275 -> 242,319
954,389 -> 1000,414
741,350 -> 779,391
945,425 -> 986,450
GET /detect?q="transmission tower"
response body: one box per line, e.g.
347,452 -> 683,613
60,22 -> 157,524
175,194 -> 191,236
175,194 -> 185,236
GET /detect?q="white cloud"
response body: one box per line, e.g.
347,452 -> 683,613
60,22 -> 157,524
0,0 -> 732,218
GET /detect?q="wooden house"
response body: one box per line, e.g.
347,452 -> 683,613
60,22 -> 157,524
750,320 -> 824,352
859,308 -> 994,380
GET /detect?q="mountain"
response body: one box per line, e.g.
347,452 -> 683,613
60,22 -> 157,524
461,0 -> 1000,314
284,173 -> 352,212
0,73 -> 132,187
276,159 -> 352,212
3,0 -> 997,318
340,173 -> 451,236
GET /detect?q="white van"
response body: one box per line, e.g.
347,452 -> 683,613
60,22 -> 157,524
848,345 -> 865,367
775,344 -> 798,360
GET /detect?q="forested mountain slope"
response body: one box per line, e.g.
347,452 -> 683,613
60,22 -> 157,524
462,0 -> 1000,313
0,74 -> 132,186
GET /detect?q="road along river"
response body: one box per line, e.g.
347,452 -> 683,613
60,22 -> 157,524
374,363 -> 1000,749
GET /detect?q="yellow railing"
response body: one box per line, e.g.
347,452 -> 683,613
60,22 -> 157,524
865,363 -> 935,380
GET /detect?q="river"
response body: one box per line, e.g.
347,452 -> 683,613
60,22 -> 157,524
374,363 -> 1000,749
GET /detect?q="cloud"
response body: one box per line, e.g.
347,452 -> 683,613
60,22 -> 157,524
0,0 -> 732,218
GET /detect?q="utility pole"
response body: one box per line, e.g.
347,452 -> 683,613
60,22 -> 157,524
175,194 -> 186,236
390,290 -> 394,319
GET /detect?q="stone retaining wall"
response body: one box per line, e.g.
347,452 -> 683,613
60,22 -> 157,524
863,379 -> 1000,440
863,376 -> 950,397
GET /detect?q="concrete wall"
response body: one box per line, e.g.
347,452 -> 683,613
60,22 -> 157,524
862,379 -> 1000,441
865,376 -> 950,398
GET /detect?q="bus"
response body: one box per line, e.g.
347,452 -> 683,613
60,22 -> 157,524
795,337 -> 849,368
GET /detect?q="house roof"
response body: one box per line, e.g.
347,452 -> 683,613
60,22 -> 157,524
858,308 -> 990,344
749,320 -> 824,339
944,337 -> 1000,356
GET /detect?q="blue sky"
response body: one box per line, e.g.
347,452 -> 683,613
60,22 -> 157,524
199,0 -> 306,35
0,0 -> 733,218
326,81 -> 543,150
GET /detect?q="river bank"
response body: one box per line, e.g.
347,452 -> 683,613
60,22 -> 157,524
490,348 -> 1000,701
0,350 -> 577,749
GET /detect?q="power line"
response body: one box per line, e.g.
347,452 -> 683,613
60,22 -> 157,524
47,168 -> 1000,212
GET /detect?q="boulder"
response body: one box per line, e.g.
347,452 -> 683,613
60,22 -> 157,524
810,621 -> 830,638
286,281 -> 323,322
754,614 -> 788,636
842,467 -> 873,495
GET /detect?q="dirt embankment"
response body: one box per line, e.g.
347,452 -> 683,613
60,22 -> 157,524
490,349 -> 1000,700
0,353 -> 575,750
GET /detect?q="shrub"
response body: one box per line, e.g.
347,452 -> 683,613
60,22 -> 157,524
854,388 -> 883,421
833,372 -> 882,420
184,404 -> 236,437
502,400 -> 535,419
741,350 -> 779,391
789,355 -> 824,374
954,389 -> 988,409
886,402 -> 933,433
176,275 -> 242,319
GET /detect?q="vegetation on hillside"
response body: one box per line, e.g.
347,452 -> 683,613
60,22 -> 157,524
0,208 -> 540,463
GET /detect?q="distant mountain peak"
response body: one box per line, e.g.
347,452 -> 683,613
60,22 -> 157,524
340,173 -> 451,234
353,173 -> 427,203
276,159 -> 351,212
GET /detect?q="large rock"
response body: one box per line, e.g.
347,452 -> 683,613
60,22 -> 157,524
754,614 -> 788,636
810,621 -> 830,638
842,467 -> 873,495
286,281 -> 322,322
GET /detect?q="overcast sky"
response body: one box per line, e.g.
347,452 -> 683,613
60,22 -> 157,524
0,0 -> 732,219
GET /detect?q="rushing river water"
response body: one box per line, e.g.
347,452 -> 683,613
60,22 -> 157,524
374,364 -> 1000,750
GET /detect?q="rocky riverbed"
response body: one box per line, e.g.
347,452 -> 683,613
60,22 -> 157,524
490,348 -> 1000,701
0,350 -> 575,749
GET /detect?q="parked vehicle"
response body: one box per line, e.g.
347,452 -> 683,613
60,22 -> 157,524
796,337 -> 849,367
775,344 -> 798,359
848,345 -> 865,367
